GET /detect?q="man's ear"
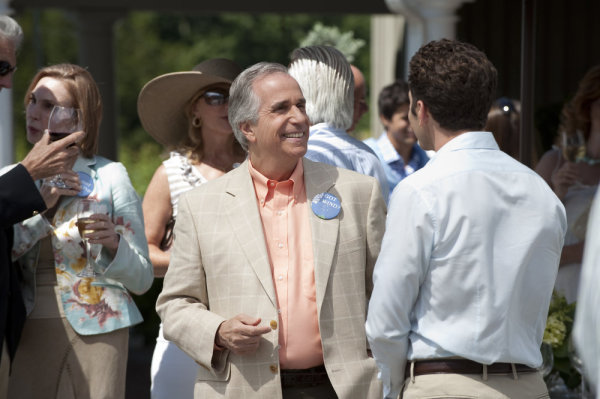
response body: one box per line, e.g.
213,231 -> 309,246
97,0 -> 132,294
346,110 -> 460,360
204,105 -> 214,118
417,100 -> 428,127
240,121 -> 256,144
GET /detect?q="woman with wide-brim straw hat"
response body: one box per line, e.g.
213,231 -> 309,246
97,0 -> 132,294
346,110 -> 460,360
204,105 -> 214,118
138,58 -> 245,398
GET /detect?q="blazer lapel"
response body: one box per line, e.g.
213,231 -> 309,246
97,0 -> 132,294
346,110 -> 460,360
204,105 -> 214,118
224,161 -> 277,307
303,158 -> 339,309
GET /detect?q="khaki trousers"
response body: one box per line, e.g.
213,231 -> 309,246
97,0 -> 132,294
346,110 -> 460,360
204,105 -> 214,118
402,370 -> 549,399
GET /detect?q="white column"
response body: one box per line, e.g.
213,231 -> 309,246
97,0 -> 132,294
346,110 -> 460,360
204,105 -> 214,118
370,14 -> 406,138
0,0 -> 15,168
384,0 -> 474,78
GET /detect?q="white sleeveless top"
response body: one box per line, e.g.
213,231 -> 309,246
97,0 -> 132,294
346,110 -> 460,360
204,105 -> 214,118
163,151 -> 207,217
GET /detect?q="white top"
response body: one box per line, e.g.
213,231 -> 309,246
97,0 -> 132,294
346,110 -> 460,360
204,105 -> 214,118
365,132 -> 567,399
573,187 -> 600,395
554,183 -> 597,303
306,122 -> 390,202
163,151 -> 207,217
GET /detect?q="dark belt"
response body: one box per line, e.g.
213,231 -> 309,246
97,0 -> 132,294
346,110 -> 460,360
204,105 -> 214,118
280,365 -> 330,389
404,359 -> 536,379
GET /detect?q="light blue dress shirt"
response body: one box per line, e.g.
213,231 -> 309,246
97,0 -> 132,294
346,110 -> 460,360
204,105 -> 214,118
573,187 -> 600,395
365,132 -> 567,399
364,133 -> 429,192
306,123 -> 390,202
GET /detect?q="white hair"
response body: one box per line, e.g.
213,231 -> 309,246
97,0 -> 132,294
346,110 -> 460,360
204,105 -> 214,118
288,45 -> 354,130
0,15 -> 24,49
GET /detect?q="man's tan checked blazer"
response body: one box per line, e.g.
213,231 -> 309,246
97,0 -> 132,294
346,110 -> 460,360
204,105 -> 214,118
157,158 -> 386,399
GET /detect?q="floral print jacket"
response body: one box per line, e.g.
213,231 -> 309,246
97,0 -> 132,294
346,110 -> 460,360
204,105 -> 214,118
12,155 -> 153,335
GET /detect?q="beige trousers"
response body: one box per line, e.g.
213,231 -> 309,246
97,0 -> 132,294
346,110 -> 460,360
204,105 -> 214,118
402,370 -> 549,399
8,317 -> 128,399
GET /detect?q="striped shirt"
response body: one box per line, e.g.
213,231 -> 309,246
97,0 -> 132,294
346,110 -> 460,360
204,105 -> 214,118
163,151 -> 207,217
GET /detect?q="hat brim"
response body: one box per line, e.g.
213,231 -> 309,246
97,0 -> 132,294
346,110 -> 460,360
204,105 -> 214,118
137,71 -> 233,148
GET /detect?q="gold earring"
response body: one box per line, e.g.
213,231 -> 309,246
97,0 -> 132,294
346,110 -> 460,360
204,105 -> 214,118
192,117 -> 202,128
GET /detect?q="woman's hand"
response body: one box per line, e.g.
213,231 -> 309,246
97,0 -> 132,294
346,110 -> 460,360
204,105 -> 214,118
550,161 -> 579,200
85,213 -> 120,257
40,171 -> 81,209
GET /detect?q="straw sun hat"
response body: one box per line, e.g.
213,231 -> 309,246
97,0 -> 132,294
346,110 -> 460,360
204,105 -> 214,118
137,58 -> 242,148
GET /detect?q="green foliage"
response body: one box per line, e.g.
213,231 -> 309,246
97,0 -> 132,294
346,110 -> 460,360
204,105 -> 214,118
300,22 -> 365,63
543,291 -> 581,388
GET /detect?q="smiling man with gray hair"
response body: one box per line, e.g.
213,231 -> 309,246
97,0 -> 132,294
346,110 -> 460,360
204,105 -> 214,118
157,61 -> 385,399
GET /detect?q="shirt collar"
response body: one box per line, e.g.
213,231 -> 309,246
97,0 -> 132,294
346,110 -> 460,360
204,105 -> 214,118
376,133 -> 402,163
309,122 -> 348,138
248,158 -> 305,207
431,131 -> 499,162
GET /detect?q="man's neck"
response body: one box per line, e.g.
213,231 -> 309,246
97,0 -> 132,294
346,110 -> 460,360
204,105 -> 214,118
432,127 -> 471,152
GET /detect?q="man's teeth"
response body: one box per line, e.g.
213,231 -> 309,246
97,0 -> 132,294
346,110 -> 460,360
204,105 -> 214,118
285,132 -> 303,138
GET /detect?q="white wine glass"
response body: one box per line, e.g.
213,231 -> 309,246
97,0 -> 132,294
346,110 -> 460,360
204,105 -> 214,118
568,335 -> 589,398
540,342 -> 554,378
76,199 -> 101,278
561,130 -> 586,163
45,105 -> 83,188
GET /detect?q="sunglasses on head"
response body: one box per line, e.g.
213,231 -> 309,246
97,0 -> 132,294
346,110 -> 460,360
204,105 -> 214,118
0,61 -> 16,77
203,90 -> 229,106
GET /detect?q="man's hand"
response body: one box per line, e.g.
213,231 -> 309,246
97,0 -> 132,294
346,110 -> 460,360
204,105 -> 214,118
40,170 -> 81,209
215,314 -> 272,355
20,130 -> 85,181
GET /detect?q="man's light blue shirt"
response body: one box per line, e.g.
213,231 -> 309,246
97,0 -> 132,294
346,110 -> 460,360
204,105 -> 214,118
364,133 -> 429,192
365,132 -> 567,399
306,123 -> 390,202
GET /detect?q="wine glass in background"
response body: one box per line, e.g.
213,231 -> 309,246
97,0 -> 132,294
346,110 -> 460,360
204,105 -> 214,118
45,105 -> 83,188
561,130 -> 586,163
540,342 -> 554,378
568,334 -> 590,398
76,199 -> 101,278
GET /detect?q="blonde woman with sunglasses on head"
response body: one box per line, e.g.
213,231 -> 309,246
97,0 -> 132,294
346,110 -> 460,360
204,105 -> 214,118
138,58 -> 245,399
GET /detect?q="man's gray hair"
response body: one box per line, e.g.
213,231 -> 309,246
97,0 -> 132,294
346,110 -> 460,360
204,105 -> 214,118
288,45 -> 353,130
0,15 -> 24,49
229,62 -> 289,151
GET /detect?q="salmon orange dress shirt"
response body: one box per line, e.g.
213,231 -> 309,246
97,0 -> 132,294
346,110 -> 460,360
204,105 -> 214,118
248,159 -> 323,370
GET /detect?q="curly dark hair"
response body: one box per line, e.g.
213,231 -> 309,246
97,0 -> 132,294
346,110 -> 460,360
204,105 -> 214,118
378,80 -> 410,121
560,64 -> 600,141
408,39 -> 497,131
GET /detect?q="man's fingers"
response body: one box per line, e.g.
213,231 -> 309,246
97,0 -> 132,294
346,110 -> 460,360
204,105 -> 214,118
59,130 -> 85,147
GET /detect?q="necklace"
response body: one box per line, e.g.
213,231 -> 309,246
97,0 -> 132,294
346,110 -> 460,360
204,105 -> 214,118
577,155 -> 600,165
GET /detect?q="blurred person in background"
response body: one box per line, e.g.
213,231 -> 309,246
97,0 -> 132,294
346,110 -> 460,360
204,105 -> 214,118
138,58 -> 245,399
364,80 -> 429,193
8,63 -> 153,398
485,97 -> 521,160
536,64 -> 600,303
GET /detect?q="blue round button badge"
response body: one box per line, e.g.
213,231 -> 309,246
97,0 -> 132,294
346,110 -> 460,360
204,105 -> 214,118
77,172 -> 94,197
311,192 -> 341,220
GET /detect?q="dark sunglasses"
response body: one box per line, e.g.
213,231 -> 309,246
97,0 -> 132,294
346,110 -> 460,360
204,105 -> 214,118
203,90 -> 229,106
0,61 -> 16,77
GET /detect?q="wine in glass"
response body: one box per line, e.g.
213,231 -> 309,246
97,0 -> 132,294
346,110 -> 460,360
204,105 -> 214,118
76,199 -> 101,278
46,105 -> 83,188
561,130 -> 586,162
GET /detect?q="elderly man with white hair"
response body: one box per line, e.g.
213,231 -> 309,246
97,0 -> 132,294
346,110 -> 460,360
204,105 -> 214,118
288,45 -> 389,202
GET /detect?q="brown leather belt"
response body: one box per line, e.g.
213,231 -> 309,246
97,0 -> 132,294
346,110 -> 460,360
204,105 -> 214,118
405,359 -> 536,379
280,365 -> 330,389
